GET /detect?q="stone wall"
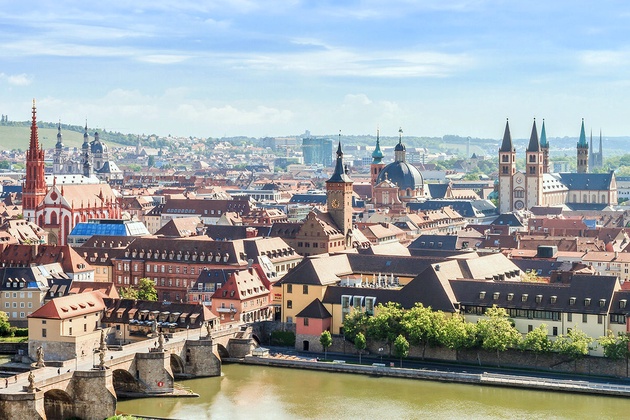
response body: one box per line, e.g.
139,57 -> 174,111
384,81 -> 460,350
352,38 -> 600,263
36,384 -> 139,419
0,342 -> 28,355
183,340 -> 221,377
135,351 -> 174,392
65,370 -> 116,420
0,392 -> 45,420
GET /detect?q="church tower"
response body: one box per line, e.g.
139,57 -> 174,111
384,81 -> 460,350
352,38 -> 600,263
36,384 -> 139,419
394,128 -> 406,162
326,141 -> 353,241
23,100 -> 47,222
82,122 -> 93,177
53,120 -> 66,174
370,128 -> 385,198
525,119 -> 544,209
540,119 -> 550,174
498,119 -> 516,213
577,119 -> 589,173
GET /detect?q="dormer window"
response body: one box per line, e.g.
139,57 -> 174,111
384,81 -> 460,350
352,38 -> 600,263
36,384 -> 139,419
535,295 -> 542,303
522,294 -> 528,302
479,291 -> 486,299
584,298 -> 591,306
550,296 -> 557,304
621,299 -> 627,309
493,292 -> 500,300
570,297 -> 576,305
599,299 -> 606,307
507,293 -> 514,301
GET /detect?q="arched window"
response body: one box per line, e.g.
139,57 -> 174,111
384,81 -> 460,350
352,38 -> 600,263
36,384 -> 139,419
50,212 -> 57,226
64,216 -> 70,240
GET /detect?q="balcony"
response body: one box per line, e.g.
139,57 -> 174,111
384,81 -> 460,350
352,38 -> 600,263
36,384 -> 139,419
216,307 -> 237,313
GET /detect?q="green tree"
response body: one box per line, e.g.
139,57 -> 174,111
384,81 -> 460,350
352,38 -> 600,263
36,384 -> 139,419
439,314 -> 478,350
476,306 -> 522,359
119,278 -> 158,301
598,331 -> 630,361
147,155 -> 155,168
137,278 -> 158,301
354,332 -> 366,364
553,326 -> 592,360
319,331 -> 332,361
393,334 -> 409,367
401,303 -> 443,359
0,160 -> 10,169
367,302 -> 404,355
520,324 -> 552,362
342,309 -> 368,342
0,311 -> 12,337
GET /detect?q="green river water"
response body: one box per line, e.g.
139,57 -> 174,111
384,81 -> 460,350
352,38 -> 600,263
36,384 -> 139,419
117,363 -> 630,420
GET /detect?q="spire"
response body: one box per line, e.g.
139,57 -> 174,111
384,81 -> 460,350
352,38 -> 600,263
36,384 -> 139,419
599,129 -> 603,153
540,119 -> 548,148
577,118 -> 588,147
527,119 -> 540,152
372,127 -> 383,164
56,119 -> 63,149
589,129 -> 593,152
499,119 -> 513,152
327,140 -> 352,183
29,99 -> 39,152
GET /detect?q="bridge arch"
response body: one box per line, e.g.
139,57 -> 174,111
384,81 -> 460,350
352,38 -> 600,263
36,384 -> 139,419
170,354 -> 185,376
216,343 -> 230,359
44,389 -> 74,420
112,368 -> 143,394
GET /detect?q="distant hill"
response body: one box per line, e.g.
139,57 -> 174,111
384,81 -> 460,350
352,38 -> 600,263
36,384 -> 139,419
0,122 -> 134,151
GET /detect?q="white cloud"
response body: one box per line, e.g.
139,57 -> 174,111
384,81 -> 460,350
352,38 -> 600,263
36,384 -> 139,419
0,73 -> 32,86
137,55 -> 193,64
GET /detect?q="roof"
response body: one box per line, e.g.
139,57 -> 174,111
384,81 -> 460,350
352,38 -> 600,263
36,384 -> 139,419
155,216 -> 203,237
499,120 -> 513,152
558,172 -> 614,191
407,199 -> 498,218
296,298 -> 332,319
375,160 -> 423,191
526,120 -> 540,152
29,290 -> 106,320
69,219 -> 149,237
326,142 -> 352,183
451,274 -> 619,315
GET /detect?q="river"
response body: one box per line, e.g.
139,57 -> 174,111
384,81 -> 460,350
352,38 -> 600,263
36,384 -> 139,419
117,363 -> 630,419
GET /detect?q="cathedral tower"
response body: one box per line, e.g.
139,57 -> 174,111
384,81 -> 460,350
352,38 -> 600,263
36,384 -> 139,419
326,141 -> 353,241
577,119 -> 589,173
370,128 -> 385,198
23,100 -> 47,222
525,119 -> 544,209
498,119 -> 516,213
540,119 -> 550,174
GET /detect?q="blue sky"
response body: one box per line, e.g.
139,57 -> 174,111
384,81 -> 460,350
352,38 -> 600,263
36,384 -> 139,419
2,1 -> 630,139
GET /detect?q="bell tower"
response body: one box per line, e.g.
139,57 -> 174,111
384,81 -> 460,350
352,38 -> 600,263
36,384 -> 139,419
498,119 -> 516,213
577,118 -> 589,173
525,119 -> 544,209
326,140 -> 353,240
370,128 -> 385,199
23,99 -> 47,223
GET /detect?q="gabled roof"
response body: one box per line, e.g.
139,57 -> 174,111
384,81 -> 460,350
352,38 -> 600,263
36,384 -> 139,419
296,298 -> 331,319
155,216 -> 203,237
558,172 -> 614,191
29,290 -> 106,320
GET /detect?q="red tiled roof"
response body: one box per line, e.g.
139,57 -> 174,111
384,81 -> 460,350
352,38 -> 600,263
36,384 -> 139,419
29,290 -> 106,320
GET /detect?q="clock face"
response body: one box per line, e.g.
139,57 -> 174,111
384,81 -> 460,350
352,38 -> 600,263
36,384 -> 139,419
514,200 -> 524,210
330,199 -> 340,208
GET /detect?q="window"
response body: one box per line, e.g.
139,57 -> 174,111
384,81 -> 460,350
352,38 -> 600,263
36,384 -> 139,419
582,313 -> 588,323
303,285 -> 308,294
286,317 -> 293,324
287,284 -> 293,294
552,327 -> 558,336
528,325 -> 533,332
598,315 -> 603,324
69,327 -> 73,336
42,328 -> 47,338
567,313 -> 572,322
84,324 -> 87,332
287,300 -> 292,309
303,318 -> 309,326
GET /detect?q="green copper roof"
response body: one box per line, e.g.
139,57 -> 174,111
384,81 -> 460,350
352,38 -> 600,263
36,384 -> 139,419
577,118 -> 588,148
540,119 -> 548,148
372,131 -> 383,163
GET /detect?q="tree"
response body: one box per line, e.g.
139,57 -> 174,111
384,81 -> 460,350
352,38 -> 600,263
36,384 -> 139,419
476,306 -> 522,359
598,331 -> 630,361
0,311 -> 12,337
553,327 -> 592,360
0,160 -> 10,170
319,331 -> 332,360
342,308 -> 368,342
147,155 -> 155,168
119,278 -> 158,301
439,314 -> 478,350
401,303 -> 442,359
354,332 -> 366,364
520,324 -> 552,362
393,334 -> 409,367
367,302 -> 404,354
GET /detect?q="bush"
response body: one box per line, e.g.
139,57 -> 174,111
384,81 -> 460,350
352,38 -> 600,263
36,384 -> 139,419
13,328 -> 28,337
270,331 -> 295,347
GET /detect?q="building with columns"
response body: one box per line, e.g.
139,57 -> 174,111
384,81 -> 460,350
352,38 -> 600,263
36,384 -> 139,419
498,119 -> 617,213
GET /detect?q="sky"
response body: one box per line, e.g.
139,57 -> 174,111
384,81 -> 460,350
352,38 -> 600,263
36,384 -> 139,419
2,1 -> 630,140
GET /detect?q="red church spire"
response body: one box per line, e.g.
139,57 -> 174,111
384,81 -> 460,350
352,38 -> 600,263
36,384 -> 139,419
23,99 -> 47,222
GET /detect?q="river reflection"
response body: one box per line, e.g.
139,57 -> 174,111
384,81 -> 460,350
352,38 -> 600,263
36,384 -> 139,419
117,363 -> 630,419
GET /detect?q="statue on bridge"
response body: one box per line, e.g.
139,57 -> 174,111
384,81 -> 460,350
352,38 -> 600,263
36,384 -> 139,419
99,349 -> 106,370
35,346 -> 45,368
27,371 -> 35,392
158,332 -> 165,351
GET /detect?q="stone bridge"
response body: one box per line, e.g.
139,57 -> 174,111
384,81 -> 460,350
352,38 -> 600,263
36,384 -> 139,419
0,325 -> 256,420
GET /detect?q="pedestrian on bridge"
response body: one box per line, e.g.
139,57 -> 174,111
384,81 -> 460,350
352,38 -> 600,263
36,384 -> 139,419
4,378 -> 7,387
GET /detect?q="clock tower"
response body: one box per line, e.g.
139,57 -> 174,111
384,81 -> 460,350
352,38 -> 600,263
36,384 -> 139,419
326,141 -> 353,240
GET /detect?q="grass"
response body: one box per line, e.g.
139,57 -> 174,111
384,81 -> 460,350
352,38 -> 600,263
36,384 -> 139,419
0,336 -> 28,343
0,125 -> 127,151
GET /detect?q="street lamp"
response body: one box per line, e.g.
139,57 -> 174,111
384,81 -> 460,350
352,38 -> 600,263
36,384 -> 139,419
378,347 -> 383,363
186,325 -> 189,340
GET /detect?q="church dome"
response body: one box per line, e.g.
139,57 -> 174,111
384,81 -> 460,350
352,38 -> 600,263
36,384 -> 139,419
394,141 -> 406,152
91,140 -> 108,154
375,160 -> 423,191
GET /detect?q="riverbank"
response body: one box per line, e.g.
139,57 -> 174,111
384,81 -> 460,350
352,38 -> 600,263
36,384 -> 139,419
227,355 -> 630,398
